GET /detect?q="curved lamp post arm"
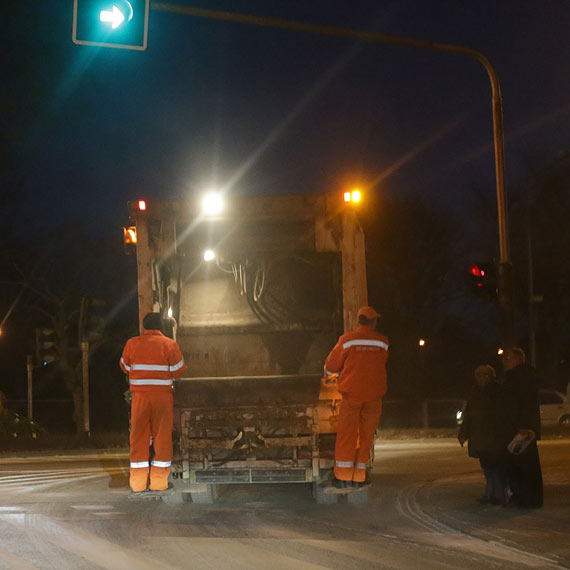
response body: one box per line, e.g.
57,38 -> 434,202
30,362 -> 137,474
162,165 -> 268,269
151,3 -> 515,344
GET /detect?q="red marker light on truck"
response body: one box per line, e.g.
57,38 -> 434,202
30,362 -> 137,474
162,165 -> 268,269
138,200 -> 147,211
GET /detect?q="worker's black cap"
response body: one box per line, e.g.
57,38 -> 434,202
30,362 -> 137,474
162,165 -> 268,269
143,312 -> 163,332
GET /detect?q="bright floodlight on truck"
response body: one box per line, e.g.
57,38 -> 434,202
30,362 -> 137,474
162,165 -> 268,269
203,249 -> 215,262
202,192 -> 224,217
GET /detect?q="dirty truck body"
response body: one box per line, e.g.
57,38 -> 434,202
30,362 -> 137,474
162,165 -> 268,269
129,193 -> 368,501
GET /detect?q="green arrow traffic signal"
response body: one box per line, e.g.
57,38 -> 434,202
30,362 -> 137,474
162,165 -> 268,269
72,0 -> 149,51
99,5 -> 127,29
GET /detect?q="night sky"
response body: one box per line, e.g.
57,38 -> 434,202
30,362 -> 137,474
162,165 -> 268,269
6,1 -> 570,243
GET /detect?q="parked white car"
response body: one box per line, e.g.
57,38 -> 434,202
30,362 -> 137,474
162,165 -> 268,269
539,389 -> 570,428
456,389 -> 570,428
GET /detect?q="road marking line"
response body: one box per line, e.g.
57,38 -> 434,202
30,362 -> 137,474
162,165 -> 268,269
0,453 -> 129,464
0,473 -> 95,483
0,473 -> 107,494
70,504 -> 116,510
92,512 -> 126,518
0,467 -> 126,476
397,481 -> 567,569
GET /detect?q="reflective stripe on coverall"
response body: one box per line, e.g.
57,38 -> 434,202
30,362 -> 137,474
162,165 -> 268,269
324,325 -> 388,482
120,329 -> 187,492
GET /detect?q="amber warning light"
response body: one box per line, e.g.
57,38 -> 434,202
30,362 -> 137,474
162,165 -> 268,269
344,189 -> 362,203
123,226 -> 137,245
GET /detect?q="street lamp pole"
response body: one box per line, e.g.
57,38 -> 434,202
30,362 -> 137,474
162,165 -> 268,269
151,3 -> 515,345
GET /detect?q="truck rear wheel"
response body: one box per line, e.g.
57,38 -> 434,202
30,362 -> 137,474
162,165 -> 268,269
312,481 -> 340,504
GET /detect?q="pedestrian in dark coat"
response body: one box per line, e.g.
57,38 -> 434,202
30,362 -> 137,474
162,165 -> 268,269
502,347 -> 543,509
458,364 -> 509,504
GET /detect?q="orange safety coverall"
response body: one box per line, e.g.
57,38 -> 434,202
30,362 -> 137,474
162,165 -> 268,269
324,325 -> 388,483
120,329 -> 187,492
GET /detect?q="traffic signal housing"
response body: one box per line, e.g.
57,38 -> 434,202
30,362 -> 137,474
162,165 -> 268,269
35,328 -> 58,366
469,262 -> 498,299
79,297 -> 107,343
72,0 -> 150,51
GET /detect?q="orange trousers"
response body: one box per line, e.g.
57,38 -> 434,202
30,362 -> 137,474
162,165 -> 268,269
334,396 -> 383,482
130,391 -> 173,492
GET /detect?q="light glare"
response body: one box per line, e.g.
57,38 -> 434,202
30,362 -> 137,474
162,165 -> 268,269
203,249 -> 215,262
351,190 -> 361,202
167,307 -> 173,318
344,192 -> 351,202
202,193 -> 224,216
138,200 -> 146,211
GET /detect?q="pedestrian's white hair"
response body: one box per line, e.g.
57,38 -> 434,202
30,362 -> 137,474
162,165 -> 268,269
474,364 -> 496,377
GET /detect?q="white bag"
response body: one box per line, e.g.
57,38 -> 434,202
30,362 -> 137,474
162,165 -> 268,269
507,430 -> 535,455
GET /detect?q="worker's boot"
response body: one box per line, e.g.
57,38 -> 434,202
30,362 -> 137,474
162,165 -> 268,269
147,482 -> 175,497
354,472 -> 372,490
333,477 -> 352,489
323,477 -> 353,494
128,489 -> 150,499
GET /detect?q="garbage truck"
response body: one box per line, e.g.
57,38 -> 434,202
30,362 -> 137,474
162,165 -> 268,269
124,191 -> 369,503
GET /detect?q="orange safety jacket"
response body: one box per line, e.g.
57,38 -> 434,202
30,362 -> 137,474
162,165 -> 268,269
324,325 -> 388,402
120,329 -> 187,391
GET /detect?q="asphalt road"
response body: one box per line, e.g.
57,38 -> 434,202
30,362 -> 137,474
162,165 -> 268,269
0,439 -> 568,570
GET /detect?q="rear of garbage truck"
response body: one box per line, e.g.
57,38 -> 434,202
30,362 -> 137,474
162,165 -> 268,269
125,192 -> 367,503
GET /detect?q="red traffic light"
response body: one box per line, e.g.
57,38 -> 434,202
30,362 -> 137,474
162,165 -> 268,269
469,263 -> 482,277
469,262 -> 497,299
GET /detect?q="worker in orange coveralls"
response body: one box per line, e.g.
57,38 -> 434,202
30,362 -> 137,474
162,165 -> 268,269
324,306 -> 388,490
120,312 -> 187,496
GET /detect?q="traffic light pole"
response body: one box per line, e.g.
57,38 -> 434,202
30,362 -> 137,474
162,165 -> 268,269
81,341 -> 90,437
150,3 -> 515,346
26,355 -> 33,420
